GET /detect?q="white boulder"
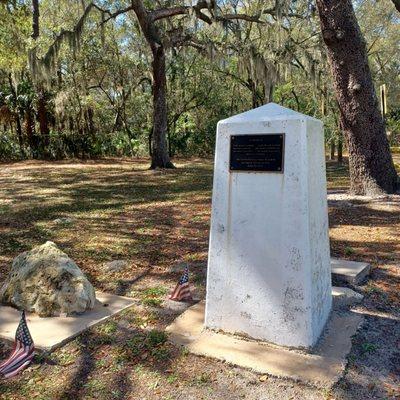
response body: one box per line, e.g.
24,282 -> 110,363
0,241 -> 96,317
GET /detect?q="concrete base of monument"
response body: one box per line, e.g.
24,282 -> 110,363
0,292 -> 135,352
166,287 -> 364,388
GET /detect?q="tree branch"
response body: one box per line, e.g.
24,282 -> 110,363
150,6 -> 189,21
262,6 -> 305,19
149,1 -> 213,24
100,4 -> 135,24
215,13 -> 264,23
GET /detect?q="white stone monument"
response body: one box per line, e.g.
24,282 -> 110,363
205,103 -> 332,348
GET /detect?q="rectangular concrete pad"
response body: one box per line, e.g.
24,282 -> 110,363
331,258 -> 371,285
0,292 -> 135,352
167,300 -> 363,388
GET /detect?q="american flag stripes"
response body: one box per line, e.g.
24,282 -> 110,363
169,266 -> 192,301
0,311 -> 35,379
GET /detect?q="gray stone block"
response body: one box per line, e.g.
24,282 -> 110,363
331,258 -> 371,285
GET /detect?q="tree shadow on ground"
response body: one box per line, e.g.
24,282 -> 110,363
54,323 -> 186,400
333,313 -> 400,400
329,202 -> 400,229
1,159 -> 399,399
0,161 -> 213,289
328,199 -> 400,266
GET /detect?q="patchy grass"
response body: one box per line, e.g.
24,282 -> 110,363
361,342 -> 378,354
0,157 -> 399,400
0,158 -> 212,294
326,160 -> 349,190
139,287 -> 169,307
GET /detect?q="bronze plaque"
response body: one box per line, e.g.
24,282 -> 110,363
229,134 -> 284,172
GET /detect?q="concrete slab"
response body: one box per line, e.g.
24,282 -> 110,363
332,286 -> 364,307
0,292 -> 135,352
331,258 -> 371,285
166,297 -> 363,388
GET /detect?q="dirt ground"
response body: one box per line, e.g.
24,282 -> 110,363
0,158 -> 399,400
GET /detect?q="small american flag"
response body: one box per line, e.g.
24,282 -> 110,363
0,311 -> 35,379
169,266 -> 192,301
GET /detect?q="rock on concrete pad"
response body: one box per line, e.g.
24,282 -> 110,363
0,292 -> 135,352
331,258 -> 371,285
166,298 -> 363,388
0,241 -> 95,317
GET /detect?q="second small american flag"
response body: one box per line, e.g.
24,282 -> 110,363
169,266 -> 192,301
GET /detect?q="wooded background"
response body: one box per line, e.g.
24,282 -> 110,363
0,0 -> 399,193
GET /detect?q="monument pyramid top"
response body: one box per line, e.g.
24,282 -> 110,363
219,102 -> 320,125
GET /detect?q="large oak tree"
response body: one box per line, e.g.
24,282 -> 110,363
30,0 -> 266,168
114,0 -> 263,168
316,0 -> 398,195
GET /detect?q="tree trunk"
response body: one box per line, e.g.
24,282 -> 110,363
316,0 -> 397,195
338,136 -> 343,163
32,0 -> 39,39
85,107 -> 95,135
31,0 -> 50,158
249,79 -> 259,109
148,131 -> 153,156
15,114 -> 24,156
131,0 -> 174,169
150,44 -> 174,168
25,107 -> 39,158
8,74 -> 24,156
330,140 -> 335,160
37,90 -> 50,156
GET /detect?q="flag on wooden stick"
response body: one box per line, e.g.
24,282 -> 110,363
0,311 -> 35,379
169,266 -> 192,301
